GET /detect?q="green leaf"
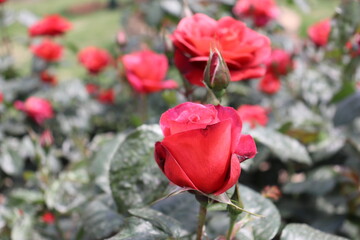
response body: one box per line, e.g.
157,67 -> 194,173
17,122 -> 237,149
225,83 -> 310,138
82,194 -> 125,240
249,127 -> 311,165
331,81 -> 356,103
235,185 -> 281,240
129,208 -> 188,238
333,92 -> 360,126
280,224 -> 349,240
0,139 -> 24,176
105,217 -> 168,240
109,125 -> 168,214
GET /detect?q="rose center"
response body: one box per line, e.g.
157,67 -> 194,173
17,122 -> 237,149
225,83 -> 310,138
188,114 -> 200,123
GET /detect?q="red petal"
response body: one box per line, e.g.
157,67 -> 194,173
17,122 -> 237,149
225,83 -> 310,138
213,154 -> 241,195
162,120 -> 232,194
235,134 -> 257,162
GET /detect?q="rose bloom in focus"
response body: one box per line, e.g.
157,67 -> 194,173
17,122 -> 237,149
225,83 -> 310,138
31,39 -> 63,62
237,105 -> 269,128
233,0 -> 279,27
78,47 -> 111,75
29,15 -> 72,37
122,50 -> 178,94
171,13 -> 270,86
155,102 -> 257,195
308,19 -> 331,47
14,97 -> 54,125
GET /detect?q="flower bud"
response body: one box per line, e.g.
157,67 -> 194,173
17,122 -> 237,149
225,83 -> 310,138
40,130 -> 54,148
204,48 -> 230,93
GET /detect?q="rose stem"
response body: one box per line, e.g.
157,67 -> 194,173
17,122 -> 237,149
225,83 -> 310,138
196,204 -> 207,240
226,214 -> 237,240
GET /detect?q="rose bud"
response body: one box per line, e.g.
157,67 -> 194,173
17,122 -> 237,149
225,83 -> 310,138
155,102 -> 257,195
204,47 -> 230,96
41,212 -> 55,224
78,47 -> 111,75
122,50 -> 178,94
14,97 -> 54,125
97,88 -> 115,104
116,30 -> 127,46
29,14 -> 72,37
40,129 -> 54,148
237,104 -> 269,128
40,71 -> 57,86
31,39 -> 63,62
261,185 -> 282,201
308,19 -> 331,47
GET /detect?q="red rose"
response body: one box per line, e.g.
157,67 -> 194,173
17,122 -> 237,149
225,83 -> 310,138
122,50 -> 178,94
266,49 -> 293,76
0,92 -> 3,103
0,0 -> 7,4
29,15 -> 72,37
78,47 -> 111,75
237,104 -> 269,128
233,0 -> 279,27
41,212 -> 55,224
97,88 -> 115,104
308,19 -> 331,47
85,83 -> 99,95
258,72 -> 281,94
14,97 -> 54,125
40,71 -> 57,86
171,13 -> 271,86
155,102 -> 257,195
31,39 -> 63,62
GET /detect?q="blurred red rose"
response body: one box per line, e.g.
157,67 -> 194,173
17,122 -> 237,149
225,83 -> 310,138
122,50 -> 178,94
29,15 -> 72,37
31,39 -> 63,62
237,105 -> 269,128
233,0 -> 279,27
308,19 -> 331,47
0,92 -> 3,103
85,83 -> 99,95
155,102 -> 257,195
14,97 -> 54,125
78,47 -> 111,75
40,129 -> 54,147
171,13 -> 271,86
41,212 -> 55,224
258,72 -> 281,94
0,0 -> 7,4
266,49 -> 293,76
40,71 -> 57,86
97,89 -> 115,104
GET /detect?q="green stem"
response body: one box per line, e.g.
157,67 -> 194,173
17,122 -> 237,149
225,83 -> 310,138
139,94 -> 148,123
226,214 -> 237,240
196,204 -> 207,240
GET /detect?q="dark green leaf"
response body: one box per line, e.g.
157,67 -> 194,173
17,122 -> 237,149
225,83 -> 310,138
280,223 -> 349,240
333,92 -> 360,126
109,125 -> 168,213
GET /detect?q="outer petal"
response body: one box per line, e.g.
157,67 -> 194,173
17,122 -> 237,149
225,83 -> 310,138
213,154 -> 241,195
162,120 -> 232,194
235,134 -> 257,162
174,49 -> 205,86
155,142 -> 198,190
215,105 -> 242,152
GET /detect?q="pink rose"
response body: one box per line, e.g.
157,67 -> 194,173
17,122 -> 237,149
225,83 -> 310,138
14,97 -> 54,124
308,19 -> 331,47
266,49 -> 293,76
171,13 -> 271,86
78,47 -> 111,75
258,72 -> 281,94
155,102 -> 257,195
237,105 -> 269,128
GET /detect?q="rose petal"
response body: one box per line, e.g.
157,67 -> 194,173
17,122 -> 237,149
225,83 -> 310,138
235,134 -> 257,162
213,154 -> 241,195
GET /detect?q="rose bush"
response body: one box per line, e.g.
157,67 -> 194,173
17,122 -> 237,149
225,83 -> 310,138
171,13 -> 271,86
154,102 -> 257,195
237,104 -> 269,128
122,49 -> 178,94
